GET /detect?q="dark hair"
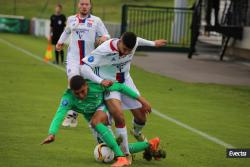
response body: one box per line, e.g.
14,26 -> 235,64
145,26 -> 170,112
121,32 -> 137,49
56,4 -> 63,9
70,75 -> 86,90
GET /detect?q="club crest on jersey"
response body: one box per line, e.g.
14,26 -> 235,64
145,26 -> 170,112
88,56 -> 94,62
61,99 -> 69,106
87,22 -> 93,27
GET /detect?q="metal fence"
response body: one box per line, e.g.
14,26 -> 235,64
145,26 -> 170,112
121,5 -> 193,52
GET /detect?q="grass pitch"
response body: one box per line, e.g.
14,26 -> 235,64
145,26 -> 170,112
0,32 -> 250,167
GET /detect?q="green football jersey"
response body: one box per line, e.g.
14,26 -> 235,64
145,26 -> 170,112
48,81 -> 139,135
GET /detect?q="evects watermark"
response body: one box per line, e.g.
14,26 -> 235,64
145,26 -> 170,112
226,149 -> 250,158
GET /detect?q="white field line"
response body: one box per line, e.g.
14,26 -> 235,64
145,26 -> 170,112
0,38 -> 65,72
0,37 -> 235,148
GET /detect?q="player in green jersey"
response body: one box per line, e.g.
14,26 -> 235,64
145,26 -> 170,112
42,75 -> 161,167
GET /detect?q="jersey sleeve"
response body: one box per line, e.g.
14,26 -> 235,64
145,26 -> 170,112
80,64 -> 103,84
57,17 -> 71,44
82,41 -> 112,68
96,18 -> 110,39
137,37 -> 155,47
48,94 -> 73,135
106,82 -> 139,99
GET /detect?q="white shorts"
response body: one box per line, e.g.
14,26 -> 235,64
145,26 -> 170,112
66,54 -> 80,80
104,76 -> 142,110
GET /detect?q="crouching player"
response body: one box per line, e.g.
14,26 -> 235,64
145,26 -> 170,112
41,75 -> 158,167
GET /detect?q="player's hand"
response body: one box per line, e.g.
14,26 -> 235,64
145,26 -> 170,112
101,80 -> 113,87
48,36 -> 52,43
99,36 -> 108,43
154,39 -> 167,47
56,43 -> 64,51
41,134 -> 55,145
95,36 -> 108,47
138,96 -> 152,114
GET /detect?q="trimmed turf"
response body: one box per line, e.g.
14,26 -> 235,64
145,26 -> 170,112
0,32 -> 250,167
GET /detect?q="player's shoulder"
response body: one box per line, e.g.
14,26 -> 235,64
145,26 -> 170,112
94,39 -> 117,53
67,15 -> 77,21
60,89 -> 74,106
89,14 -> 103,22
62,89 -> 74,99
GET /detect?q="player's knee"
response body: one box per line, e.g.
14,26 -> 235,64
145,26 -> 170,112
90,118 -> 100,128
132,109 -> 147,123
113,114 -> 125,126
134,116 -> 146,124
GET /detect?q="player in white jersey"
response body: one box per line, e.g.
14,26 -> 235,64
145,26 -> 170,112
80,32 -> 166,155
56,0 -> 110,127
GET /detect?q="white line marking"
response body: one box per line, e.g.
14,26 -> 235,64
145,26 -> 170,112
152,109 -> 235,148
0,38 -> 65,72
0,37 -> 235,148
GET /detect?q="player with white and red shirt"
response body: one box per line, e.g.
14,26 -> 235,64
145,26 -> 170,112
81,32 -> 166,155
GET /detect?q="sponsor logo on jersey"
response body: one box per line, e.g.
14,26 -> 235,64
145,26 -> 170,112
112,60 -> 131,70
62,99 -> 69,106
88,56 -> 94,62
75,29 -> 89,39
106,53 -> 117,57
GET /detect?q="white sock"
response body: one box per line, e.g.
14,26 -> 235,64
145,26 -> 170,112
67,110 -> 78,118
116,127 -> 130,155
133,119 -> 145,135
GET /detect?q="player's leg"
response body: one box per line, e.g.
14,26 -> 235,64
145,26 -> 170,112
60,50 -> 64,64
122,76 -> 148,141
90,109 -> 129,167
105,95 -> 130,156
62,58 -> 79,127
128,137 -> 166,161
55,50 -> 59,64
130,108 -> 147,141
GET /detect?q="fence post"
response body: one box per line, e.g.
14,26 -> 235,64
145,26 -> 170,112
121,5 -> 128,35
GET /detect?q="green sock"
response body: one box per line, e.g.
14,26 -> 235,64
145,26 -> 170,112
129,141 -> 149,154
95,123 -> 124,157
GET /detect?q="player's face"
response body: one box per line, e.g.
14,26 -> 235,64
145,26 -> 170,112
55,6 -> 62,14
118,41 -> 133,56
78,0 -> 91,15
73,84 -> 88,100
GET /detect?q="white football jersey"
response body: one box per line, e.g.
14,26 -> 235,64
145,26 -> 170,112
58,14 -> 110,65
82,37 -> 155,83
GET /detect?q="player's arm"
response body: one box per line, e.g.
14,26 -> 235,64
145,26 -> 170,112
106,83 -> 152,113
56,17 -> 71,51
49,16 -> 53,42
137,37 -> 167,47
41,95 -> 72,144
81,47 -> 113,86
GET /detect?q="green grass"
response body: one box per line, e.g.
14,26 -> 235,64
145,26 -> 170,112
0,32 -> 250,167
0,0 -> 195,22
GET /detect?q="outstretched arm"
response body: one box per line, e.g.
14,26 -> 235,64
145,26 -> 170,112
137,37 -> 167,47
41,96 -> 72,144
56,17 -> 71,51
106,83 -> 152,113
